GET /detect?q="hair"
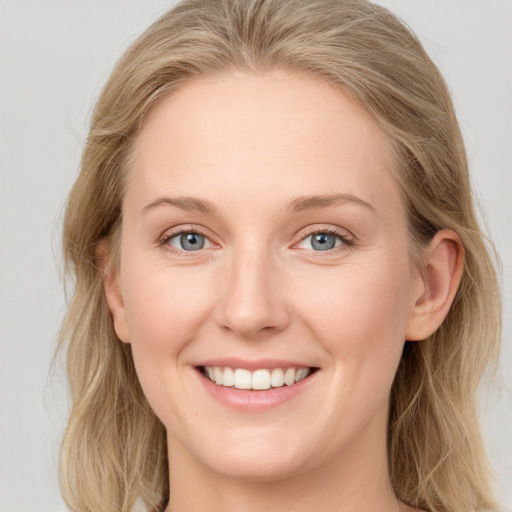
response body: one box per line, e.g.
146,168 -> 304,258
57,1 -> 502,511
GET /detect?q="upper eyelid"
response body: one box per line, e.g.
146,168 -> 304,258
160,224 -> 215,241
294,225 -> 354,242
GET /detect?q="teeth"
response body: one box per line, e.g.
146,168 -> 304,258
284,368 -> 295,386
223,367 -> 234,387
234,368 -> 252,390
203,366 -> 312,390
295,367 -> 309,382
270,368 -> 284,387
252,369 -> 271,390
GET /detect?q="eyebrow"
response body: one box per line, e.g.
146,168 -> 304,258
288,193 -> 376,213
142,193 -> 376,215
142,196 -> 215,214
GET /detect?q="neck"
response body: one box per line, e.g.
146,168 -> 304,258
165,417 -> 401,512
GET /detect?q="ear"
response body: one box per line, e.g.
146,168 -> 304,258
97,241 -> 131,343
405,229 -> 464,341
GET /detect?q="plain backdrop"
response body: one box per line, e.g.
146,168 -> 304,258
1,1 -> 511,511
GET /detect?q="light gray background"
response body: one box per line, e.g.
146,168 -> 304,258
1,1 -> 511,511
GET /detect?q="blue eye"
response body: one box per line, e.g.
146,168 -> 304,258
297,231 -> 346,251
168,232 -> 207,251
311,233 -> 338,251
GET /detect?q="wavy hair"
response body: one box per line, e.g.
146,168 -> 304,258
58,1 -> 501,511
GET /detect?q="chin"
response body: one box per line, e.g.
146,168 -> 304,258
204,453 -> 307,482
187,428 -> 316,482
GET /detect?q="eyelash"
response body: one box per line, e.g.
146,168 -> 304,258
158,226 -> 354,254
158,225 -> 214,254
295,226 -> 354,252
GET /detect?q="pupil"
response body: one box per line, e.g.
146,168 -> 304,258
312,233 -> 335,251
180,232 -> 205,251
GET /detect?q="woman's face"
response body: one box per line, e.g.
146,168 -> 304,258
106,70 -> 425,480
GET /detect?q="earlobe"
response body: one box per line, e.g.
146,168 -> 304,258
97,241 -> 131,344
405,230 -> 464,341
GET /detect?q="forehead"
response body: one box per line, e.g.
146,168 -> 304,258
127,69 -> 401,217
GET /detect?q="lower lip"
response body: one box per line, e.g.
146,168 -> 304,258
195,368 -> 318,412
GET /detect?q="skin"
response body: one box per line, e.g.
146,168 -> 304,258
103,69 -> 463,512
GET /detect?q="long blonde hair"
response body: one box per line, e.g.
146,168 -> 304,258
58,1 -> 501,511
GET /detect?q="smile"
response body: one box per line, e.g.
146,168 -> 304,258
201,366 -> 314,390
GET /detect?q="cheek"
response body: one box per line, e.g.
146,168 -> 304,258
292,253 -> 412,367
118,262 -> 220,427
289,256 -> 412,440
119,258 -> 214,381
124,274 -> 211,347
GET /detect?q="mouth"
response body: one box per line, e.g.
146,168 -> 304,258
198,365 -> 319,391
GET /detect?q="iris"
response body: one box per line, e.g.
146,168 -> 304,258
311,233 -> 337,251
179,232 -> 205,251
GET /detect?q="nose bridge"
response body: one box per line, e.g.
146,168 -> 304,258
218,237 -> 289,337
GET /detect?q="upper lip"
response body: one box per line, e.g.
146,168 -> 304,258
194,358 -> 318,371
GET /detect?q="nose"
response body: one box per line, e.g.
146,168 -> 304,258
215,244 -> 291,339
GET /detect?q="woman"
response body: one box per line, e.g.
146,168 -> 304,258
58,1 -> 501,511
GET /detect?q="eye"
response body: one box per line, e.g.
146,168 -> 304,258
165,231 -> 212,251
296,230 -> 349,251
